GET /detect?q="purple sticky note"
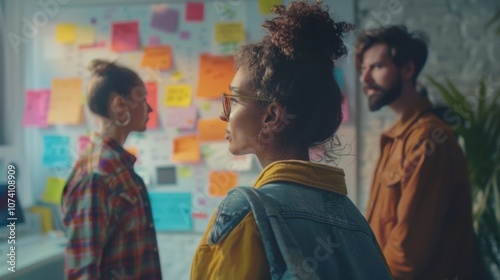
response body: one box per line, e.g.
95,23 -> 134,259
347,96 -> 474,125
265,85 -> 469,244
186,2 -> 204,22
151,6 -> 179,33
180,31 -> 190,40
149,35 -> 160,46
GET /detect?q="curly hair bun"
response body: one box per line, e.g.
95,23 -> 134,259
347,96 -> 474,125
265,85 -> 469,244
87,59 -> 116,76
263,0 -> 354,60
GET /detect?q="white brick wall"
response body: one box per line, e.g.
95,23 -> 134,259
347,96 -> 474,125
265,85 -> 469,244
355,0 -> 499,213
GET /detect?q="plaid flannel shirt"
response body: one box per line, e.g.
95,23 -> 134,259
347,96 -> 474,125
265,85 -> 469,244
62,134 -> 162,280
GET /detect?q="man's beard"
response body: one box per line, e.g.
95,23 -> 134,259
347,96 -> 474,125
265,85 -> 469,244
365,78 -> 402,112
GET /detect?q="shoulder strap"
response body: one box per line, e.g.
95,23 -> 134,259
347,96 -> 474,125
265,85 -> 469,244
208,187 -> 252,245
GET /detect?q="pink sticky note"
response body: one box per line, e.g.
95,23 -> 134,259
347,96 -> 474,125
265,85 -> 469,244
149,35 -> 160,46
180,31 -> 190,40
111,21 -> 139,52
164,106 -> 198,129
342,96 -> 350,123
22,89 -> 50,128
78,135 -> 91,155
151,6 -> 179,33
186,2 -> 204,22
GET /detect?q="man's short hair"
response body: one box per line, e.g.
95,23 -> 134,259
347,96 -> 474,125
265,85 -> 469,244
355,25 -> 429,84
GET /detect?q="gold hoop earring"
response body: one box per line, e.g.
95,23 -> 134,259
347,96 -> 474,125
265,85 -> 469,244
115,111 -> 131,126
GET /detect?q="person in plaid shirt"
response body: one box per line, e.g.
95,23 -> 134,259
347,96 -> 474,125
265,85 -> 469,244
62,60 -> 162,279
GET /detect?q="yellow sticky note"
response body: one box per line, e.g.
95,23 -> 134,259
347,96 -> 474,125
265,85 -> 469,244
165,85 -> 192,107
215,22 -> 245,44
29,206 -> 53,234
258,0 -> 283,14
42,177 -> 66,204
209,171 -> 238,196
48,78 -> 83,124
178,166 -> 193,179
141,45 -> 173,71
171,70 -> 184,82
75,25 -> 95,46
172,135 -> 200,163
56,23 -> 76,43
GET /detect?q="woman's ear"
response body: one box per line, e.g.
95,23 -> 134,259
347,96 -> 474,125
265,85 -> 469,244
109,94 -> 129,118
263,102 -> 286,133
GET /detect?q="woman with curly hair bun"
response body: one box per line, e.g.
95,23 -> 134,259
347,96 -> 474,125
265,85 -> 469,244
191,1 -> 392,279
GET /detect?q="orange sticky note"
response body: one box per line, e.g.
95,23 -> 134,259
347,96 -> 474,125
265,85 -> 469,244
165,85 -> 192,107
172,135 -> 201,163
145,81 -> 159,129
48,78 -> 83,125
209,171 -> 238,196
198,118 -> 226,141
197,53 -> 236,98
141,45 -> 173,71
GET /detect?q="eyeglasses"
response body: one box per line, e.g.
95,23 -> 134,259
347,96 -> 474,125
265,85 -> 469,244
221,92 -> 273,116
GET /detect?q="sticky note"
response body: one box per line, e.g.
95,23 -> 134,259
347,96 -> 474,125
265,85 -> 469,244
209,171 -> 238,196
42,177 -> 66,204
164,105 -> 198,129
196,53 -> 236,98
149,35 -> 160,46
48,78 -> 83,125
215,22 -> 245,44
172,134 -> 200,163
22,89 -> 50,128
335,68 -> 344,91
145,81 -> 159,129
56,23 -> 76,43
111,21 -> 140,52
165,85 -> 192,107
75,25 -> 95,46
141,45 -> 173,71
198,118 -> 226,141
156,166 -> 177,185
149,192 -> 193,231
342,97 -> 350,123
29,206 -> 53,233
171,70 -> 184,82
186,2 -> 204,22
258,0 -> 283,14
180,31 -> 191,40
43,135 -> 71,168
77,135 -> 91,155
177,166 -> 193,179
151,5 -> 179,33
125,146 -> 139,156
202,143 -> 253,171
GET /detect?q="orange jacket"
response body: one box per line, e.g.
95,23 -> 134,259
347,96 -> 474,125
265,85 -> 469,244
366,97 -> 475,279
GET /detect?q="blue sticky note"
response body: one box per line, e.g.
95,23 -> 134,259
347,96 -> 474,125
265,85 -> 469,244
149,192 -> 192,231
43,135 -> 71,168
334,68 -> 343,91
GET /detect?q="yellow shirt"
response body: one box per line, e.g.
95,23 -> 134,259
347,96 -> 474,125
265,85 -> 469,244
190,160 -> 347,280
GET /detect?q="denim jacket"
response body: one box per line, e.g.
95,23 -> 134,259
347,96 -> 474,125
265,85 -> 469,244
192,160 -> 392,280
